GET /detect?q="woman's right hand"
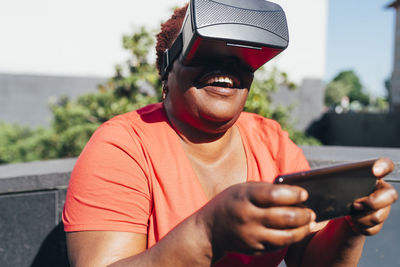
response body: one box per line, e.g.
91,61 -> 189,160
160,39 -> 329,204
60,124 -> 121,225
67,182 -> 315,267
199,182 -> 316,258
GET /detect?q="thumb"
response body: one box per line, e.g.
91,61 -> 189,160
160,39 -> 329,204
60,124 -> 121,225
373,158 -> 394,179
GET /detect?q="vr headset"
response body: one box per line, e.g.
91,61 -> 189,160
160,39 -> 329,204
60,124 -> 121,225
160,0 -> 289,80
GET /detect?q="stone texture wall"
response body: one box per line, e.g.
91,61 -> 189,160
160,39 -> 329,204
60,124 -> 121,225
0,147 -> 399,267
0,158 -> 75,267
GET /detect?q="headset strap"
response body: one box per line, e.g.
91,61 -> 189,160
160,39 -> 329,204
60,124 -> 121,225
160,33 -> 183,80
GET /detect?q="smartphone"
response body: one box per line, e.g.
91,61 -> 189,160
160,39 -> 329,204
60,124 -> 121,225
273,159 -> 379,222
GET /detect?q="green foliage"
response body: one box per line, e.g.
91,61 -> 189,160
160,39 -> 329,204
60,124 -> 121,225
325,70 -> 390,113
109,26 -> 161,100
0,123 -> 58,163
0,123 -> 31,164
385,77 -> 391,104
245,68 -> 321,145
0,26 -> 318,164
324,70 -> 391,114
246,68 -> 287,121
44,26 -> 161,159
325,70 -> 369,106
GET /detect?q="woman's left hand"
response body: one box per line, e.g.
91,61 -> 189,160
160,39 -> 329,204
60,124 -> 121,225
347,158 -> 398,235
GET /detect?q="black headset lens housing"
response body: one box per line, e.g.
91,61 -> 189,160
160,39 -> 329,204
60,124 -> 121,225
161,0 -> 289,80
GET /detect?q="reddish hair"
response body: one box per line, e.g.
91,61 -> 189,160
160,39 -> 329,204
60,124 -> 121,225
155,4 -> 188,76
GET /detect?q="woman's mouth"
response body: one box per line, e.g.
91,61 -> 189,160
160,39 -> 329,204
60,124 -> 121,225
197,72 -> 240,89
204,76 -> 234,88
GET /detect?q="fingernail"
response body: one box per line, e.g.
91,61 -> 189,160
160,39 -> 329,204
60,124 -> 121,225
310,212 -> 316,221
310,221 -> 317,231
300,190 -> 308,201
373,165 -> 384,176
353,202 -> 364,210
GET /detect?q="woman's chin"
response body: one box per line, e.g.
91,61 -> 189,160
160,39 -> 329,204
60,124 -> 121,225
198,109 -> 240,129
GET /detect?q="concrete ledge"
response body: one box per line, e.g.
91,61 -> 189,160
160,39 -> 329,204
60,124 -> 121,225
302,145 -> 400,181
0,158 -> 76,194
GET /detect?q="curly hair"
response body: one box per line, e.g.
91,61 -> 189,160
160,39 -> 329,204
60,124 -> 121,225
155,4 -> 188,77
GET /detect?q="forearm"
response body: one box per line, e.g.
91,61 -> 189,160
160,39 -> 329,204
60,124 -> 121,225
110,212 -> 213,267
299,218 -> 366,267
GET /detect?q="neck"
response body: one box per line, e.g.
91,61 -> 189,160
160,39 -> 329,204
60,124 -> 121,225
180,127 -> 236,164
163,105 -> 238,163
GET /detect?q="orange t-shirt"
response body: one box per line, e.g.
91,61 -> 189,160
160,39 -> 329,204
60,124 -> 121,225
62,103 -> 309,266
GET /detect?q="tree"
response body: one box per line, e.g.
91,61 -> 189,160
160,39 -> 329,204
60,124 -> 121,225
325,70 -> 390,113
0,26 -> 319,164
385,77 -> 391,103
324,70 -> 371,109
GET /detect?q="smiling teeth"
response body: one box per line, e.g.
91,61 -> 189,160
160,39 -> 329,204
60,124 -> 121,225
206,76 -> 234,87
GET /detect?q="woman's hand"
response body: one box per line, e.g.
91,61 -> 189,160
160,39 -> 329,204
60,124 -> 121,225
347,158 -> 398,235
199,182 -> 316,258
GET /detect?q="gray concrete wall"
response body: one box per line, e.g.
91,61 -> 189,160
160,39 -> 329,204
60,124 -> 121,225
271,78 -> 325,131
389,1 -> 400,112
0,73 -> 106,127
0,147 -> 399,267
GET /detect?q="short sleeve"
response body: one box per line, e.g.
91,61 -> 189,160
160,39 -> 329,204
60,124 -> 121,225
62,119 -> 152,234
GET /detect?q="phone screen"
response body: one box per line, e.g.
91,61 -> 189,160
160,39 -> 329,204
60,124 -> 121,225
274,159 -> 378,222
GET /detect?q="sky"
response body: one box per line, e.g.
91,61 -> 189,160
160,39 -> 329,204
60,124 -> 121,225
326,0 -> 395,97
0,0 -> 396,97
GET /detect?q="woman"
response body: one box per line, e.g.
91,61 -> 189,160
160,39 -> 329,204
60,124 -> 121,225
63,5 -> 397,267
